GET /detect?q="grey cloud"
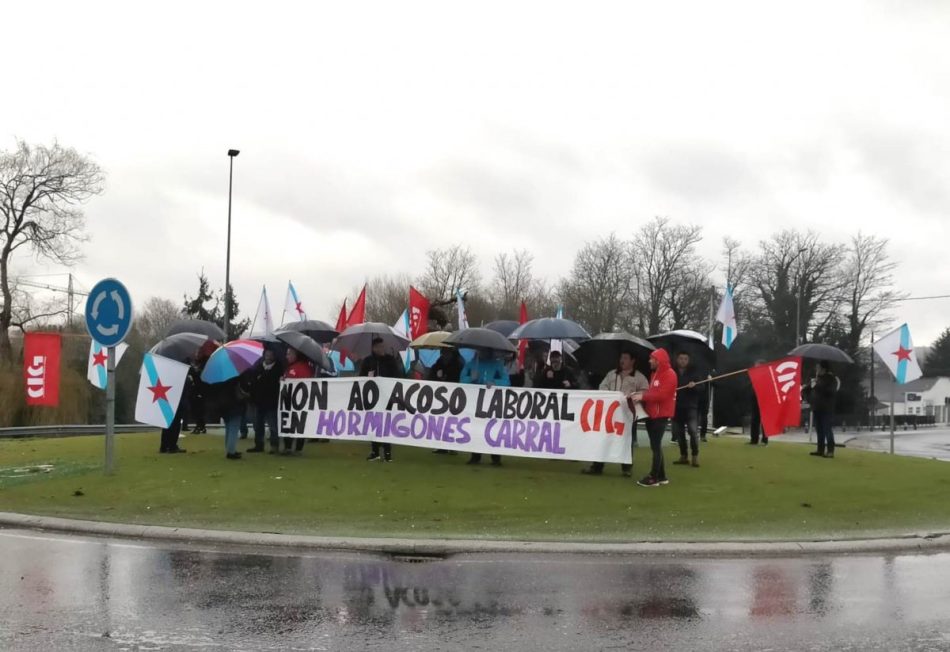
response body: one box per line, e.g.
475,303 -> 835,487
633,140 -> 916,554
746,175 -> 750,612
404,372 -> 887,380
639,143 -> 763,203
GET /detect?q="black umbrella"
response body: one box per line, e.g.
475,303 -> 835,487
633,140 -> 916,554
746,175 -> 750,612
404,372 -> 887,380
484,320 -> 520,337
332,322 -> 410,359
445,327 -> 517,354
165,319 -> 226,341
280,319 -> 339,344
647,330 -> 715,372
274,330 -> 332,371
148,332 -> 214,364
509,318 -> 591,341
575,332 -> 655,376
789,343 -> 855,364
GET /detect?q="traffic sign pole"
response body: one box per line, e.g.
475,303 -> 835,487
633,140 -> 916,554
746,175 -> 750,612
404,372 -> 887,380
106,345 -> 117,474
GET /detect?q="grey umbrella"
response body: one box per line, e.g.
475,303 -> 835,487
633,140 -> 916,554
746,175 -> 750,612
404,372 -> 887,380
148,332 -> 214,363
280,319 -> 339,344
509,318 -> 591,341
274,330 -> 332,371
332,322 -> 410,360
648,330 -> 716,372
575,332 -> 655,375
445,327 -> 517,354
165,319 -> 226,341
788,343 -> 855,364
484,320 -> 520,337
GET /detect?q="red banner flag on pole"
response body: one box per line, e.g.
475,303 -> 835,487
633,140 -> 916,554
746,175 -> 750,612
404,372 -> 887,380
335,300 -> 348,333
748,356 -> 802,436
24,332 -> 62,407
347,285 -> 366,327
409,286 -> 430,340
517,301 -> 529,369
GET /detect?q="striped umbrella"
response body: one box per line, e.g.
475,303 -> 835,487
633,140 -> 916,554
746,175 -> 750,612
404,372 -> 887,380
201,339 -> 264,383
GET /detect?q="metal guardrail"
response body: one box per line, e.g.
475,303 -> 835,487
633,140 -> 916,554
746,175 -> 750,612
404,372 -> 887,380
0,425 -> 157,439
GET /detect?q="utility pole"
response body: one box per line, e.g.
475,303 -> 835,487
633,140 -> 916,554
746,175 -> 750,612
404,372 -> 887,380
67,273 -> 74,327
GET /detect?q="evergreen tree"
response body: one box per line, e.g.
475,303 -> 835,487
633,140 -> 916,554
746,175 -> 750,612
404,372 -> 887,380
182,271 -> 216,321
924,328 -> 950,376
215,284 -> 250,341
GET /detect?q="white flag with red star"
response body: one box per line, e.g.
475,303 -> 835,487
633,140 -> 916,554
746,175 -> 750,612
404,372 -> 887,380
135,353 -> 190,428
873,324 -> 923,385
282,281 -> 308,325
87,340 -> 129,390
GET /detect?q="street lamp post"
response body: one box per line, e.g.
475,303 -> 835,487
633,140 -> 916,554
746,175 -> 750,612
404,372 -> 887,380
793,246 -> 807,346
225,148 -> 240,341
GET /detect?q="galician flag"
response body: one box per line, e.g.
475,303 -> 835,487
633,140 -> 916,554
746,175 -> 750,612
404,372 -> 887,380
456,289 -> 469,330
87,340 -> 129,390
245,286 -> 275,340
393,309 -> 413,373
283,281 -> 307,324
135,353 -> 190,428
873,324 -> 923,385
716,286 -> 738,349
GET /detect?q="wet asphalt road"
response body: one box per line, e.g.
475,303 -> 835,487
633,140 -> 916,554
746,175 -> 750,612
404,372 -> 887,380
1,530 -> 949,651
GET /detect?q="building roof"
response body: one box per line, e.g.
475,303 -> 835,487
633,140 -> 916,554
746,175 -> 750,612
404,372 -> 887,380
869,376 -> 947,403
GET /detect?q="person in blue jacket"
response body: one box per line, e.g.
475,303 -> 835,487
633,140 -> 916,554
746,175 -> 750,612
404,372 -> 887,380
462,349 -> 510,466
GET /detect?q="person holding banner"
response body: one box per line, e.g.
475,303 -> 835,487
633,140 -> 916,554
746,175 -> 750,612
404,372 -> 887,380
583,351 -> 648,477
281,347 -> 314,456
463,350 -> 510,466
672,352 -> 703,468
630,348 -> 677,488
360,337 -> 404,462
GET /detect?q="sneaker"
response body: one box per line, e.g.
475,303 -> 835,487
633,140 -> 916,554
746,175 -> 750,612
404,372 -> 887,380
823,452 -> 835,459
246,447 -> 265,453
691,459 -> 700,468
384,456 -> 393,463
621,469 -> 632,478
491,459 -> 502,467
226,453 -> 242,460
762,440 -> 769,446
673,456 -> 690,465
809,451 -> 825,457
581,467 -> 603,476
169,447 -> 187,454
367,453 -> 381,462
637,476 -> 660,487
659,478 -> 670,485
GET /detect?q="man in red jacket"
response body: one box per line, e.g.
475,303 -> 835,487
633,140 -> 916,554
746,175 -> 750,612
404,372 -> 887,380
630,348 -> 677,487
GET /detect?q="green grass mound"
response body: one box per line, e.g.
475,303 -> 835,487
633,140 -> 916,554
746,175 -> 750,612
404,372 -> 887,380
1,433 -> 948,542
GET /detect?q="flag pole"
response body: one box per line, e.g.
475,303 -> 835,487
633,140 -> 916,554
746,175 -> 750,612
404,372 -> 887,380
890,383 -> 896,455
707,285 -> 716,430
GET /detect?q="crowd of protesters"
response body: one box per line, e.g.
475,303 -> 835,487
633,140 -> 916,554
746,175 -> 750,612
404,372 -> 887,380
164,335 -> 838,488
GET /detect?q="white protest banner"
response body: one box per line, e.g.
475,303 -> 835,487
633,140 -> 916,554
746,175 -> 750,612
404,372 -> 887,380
279,377 -> 634,464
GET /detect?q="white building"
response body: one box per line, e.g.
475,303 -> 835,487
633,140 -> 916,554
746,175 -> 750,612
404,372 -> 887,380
872,376 -> 950,422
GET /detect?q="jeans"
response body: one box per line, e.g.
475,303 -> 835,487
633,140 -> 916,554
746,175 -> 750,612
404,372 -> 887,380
589,421 -> 638,473
814,411 -> 835,454
673,409 -> 699,458
254,405 -> 279,450
372,442 -> 392,458
646,418 -> 669,481
224,413 -> 242,454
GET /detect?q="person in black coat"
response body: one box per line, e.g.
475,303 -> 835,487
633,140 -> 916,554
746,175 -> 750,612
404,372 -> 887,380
246,348 -> 283,454
672,351 -> 703,467
426,347 -> 464,383
359,337 -> 404,462
805,361 -> 839,458
535,351 -> 579,390
159,372 -> 191,454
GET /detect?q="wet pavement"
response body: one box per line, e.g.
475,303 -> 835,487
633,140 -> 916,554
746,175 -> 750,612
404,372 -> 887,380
1,529 -> 949,651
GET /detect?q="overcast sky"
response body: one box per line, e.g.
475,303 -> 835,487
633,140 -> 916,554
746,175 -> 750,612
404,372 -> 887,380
4,1 -> 949,342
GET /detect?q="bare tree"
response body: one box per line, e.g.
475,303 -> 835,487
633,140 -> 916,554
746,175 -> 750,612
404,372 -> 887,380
632,217 -> 704,334
2,277 -> 65,332
0,140 -> 104,363
839,233 -> 905,354
751,230 -> 845,348
137,297 -> 183,344
558,234 -> 636,334
665,265 -> 713,331
489,249 -> 556,320
417,245 -> 481,302
364,274 -> 413,325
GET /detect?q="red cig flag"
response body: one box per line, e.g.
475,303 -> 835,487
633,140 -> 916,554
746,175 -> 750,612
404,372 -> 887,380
409,286 -> 430,340
24,332 -> 62,407
748,356 -> 802,436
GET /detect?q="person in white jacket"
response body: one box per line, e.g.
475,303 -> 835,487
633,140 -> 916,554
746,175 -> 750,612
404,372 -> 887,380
582,351 -> 649,477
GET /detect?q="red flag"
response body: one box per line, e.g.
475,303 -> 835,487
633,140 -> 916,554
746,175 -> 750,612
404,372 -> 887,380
24,333 -> 62,407
748,356 -> 802,436
409,286 -> 430,340
517,301 -> 528,369
347,285 -> 366,327
335,300 -> 348,333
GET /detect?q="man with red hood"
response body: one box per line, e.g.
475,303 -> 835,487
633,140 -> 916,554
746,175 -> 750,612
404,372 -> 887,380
630,348 -> 677,488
